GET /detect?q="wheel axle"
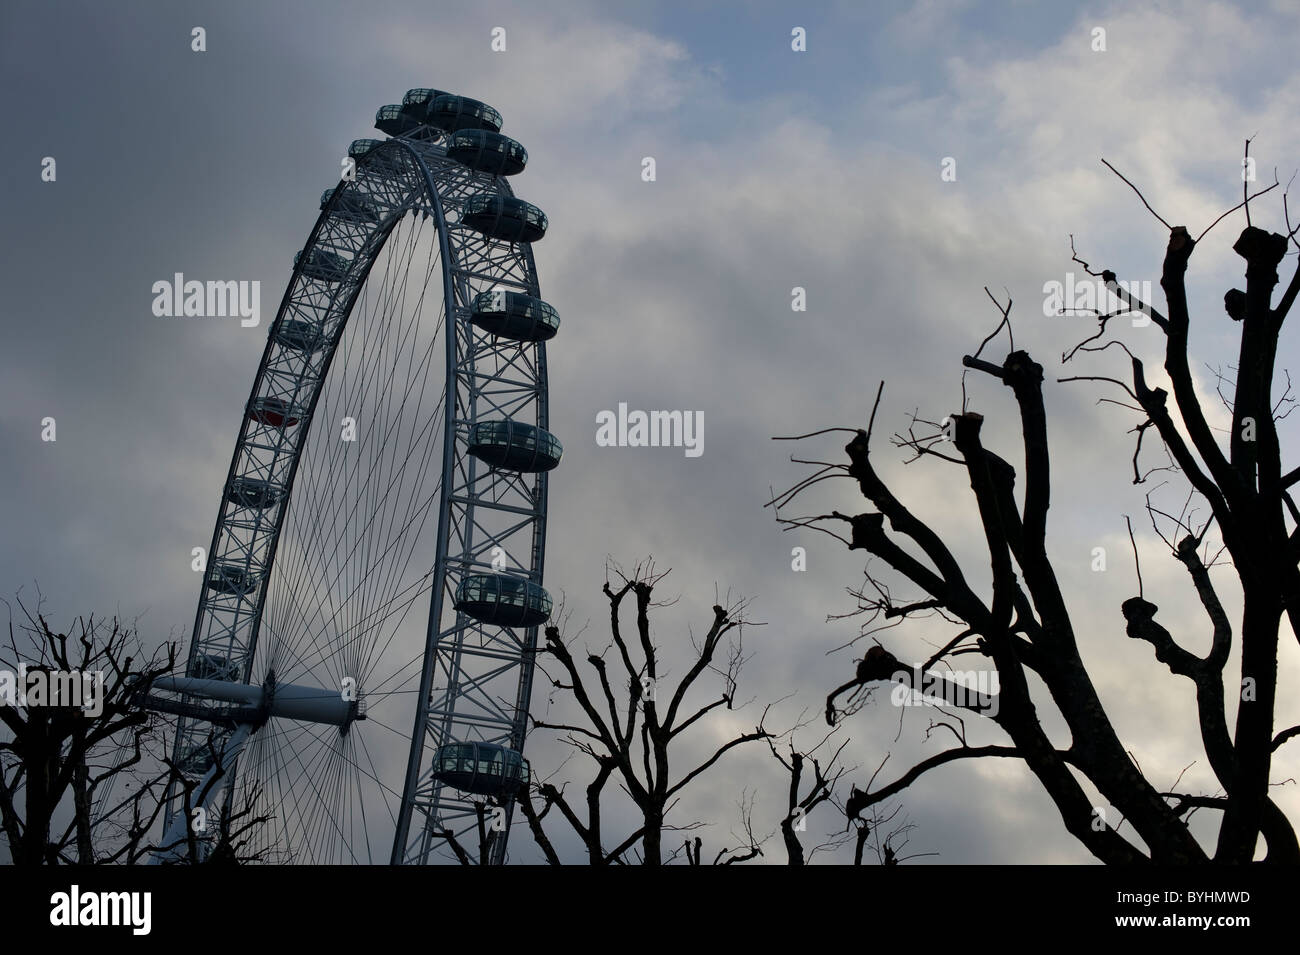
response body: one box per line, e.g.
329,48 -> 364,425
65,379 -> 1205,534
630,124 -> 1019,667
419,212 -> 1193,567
146,674 -> 363,730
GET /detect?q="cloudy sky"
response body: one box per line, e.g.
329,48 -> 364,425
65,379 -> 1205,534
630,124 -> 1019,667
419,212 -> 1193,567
3,0 -> 1299,864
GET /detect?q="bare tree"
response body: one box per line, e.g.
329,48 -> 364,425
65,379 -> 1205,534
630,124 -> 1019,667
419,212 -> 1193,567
769,735 -> 848,865
0,595 -> 270,864
520,560 -> 773,865
772,152 -> 1300,864
767,731 -> 924,865
431,799 -> 506,866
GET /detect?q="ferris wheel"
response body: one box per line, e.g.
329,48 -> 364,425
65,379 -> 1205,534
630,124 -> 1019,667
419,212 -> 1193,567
144,89 -> 561,865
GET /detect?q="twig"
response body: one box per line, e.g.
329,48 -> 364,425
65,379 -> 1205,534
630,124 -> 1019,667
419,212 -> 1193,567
1101,159 -> 1171,231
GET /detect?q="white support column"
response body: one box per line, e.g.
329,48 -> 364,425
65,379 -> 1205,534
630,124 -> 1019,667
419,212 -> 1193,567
150,722 -> 253,864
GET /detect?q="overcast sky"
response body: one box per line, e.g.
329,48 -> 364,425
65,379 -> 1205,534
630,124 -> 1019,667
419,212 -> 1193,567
2,0 -> 1299,864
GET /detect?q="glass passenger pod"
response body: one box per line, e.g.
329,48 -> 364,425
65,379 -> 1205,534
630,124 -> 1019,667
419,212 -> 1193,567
247,396 -> 301,428
467,419 -> 562,472
273,317 -> 328,353
431,741 -> 530,797
224,476 -> 285,510
205,562 -> 259,597
400,88 -> 447,122
447,130 -> 528,176
320,187 -> 379,225
374,104 -> 419,137
295,248 -> 350,283
428,94 -> 502,133
461,194 -> 547,243
347,138 -> 382,161
190,652 -> 241,682
455,573 -> 554,628
469,290 -> 559,342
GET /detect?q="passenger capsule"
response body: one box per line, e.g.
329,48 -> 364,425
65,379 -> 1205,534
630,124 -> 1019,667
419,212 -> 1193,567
455,573 -> 554,628
400,88 -> 447,122
348,139 -> 382,161
205,562 -> 259,597
190,652 -> 241,682
320,187 -> 379,224
273,318 -> 328,353
295,248 -> 350,283
447,130 -> 528,176
375,104 -> 419,137
461,194 -> 547,243
427,94 -> 502,133
247,396 -> 301,428
225,476 -> 285,510
469,290 -> 559,342
467,419 -> 562,472
431,741 -> 530,797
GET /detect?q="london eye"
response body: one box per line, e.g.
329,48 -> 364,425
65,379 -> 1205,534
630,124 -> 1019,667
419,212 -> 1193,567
145,89 -> 560,865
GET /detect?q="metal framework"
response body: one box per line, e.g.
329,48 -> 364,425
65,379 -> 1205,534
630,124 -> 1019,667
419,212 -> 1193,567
160,91 -> 557,865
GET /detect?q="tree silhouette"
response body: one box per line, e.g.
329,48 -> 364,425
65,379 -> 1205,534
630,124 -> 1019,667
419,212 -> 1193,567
518,560 -> 915,864
520,560 -> 774,865
773,153 -> 1300,863
0,596 -> 271,864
